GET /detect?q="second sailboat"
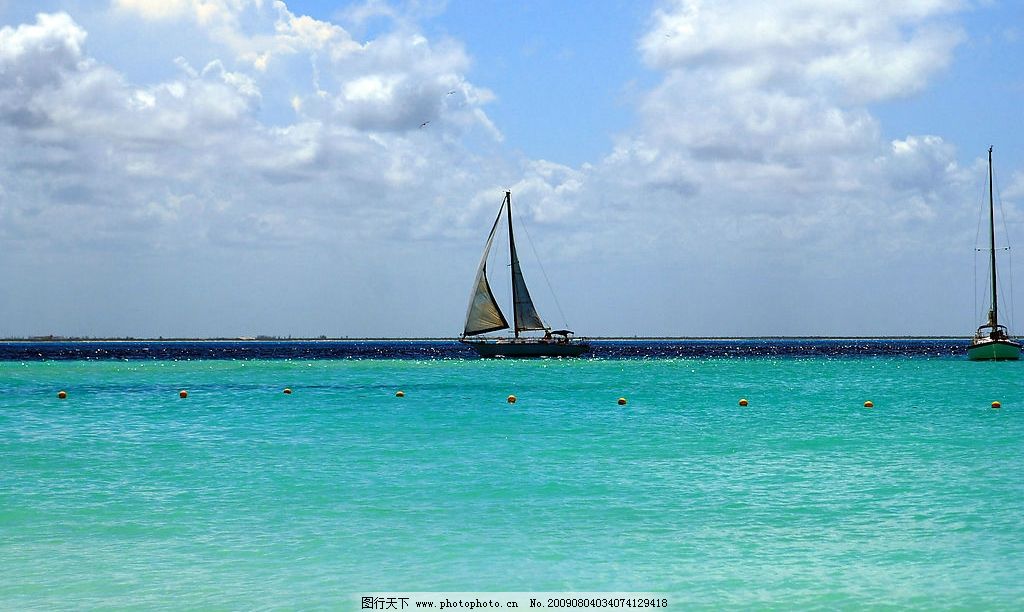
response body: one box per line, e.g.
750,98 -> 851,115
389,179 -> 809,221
968,146 -> 1020,360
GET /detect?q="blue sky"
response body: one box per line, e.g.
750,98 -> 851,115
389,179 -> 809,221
872,1 -> 1023,171
422,0 -> 653,167
0,0 -> 1022,338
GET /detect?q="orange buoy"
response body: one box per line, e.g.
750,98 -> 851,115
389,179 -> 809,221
617,397 -> 627,405
57,390 -> 67,399
395,390 -> 405,397
864,400 -> 873,408
283,388 -> 292,394
738,398 -> 748,406
179,390 -> 188,399
992,401 -> 1001,409
507,395 -> 517,404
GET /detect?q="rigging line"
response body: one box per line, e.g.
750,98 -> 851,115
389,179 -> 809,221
976,246 -> 993,325
1009,245 -> 1015,333
517,210 -> 570,329
994,165 -> 1015,332
973,158 -> 990,326
974,175 -> 983,326
974,170 -> 986,253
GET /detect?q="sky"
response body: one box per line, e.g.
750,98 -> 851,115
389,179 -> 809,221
0,0 -> 1022,338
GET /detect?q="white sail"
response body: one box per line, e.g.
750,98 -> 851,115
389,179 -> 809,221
463,203 -> 510,336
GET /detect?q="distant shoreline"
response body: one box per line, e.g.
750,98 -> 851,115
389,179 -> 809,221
0,336 -> 972,342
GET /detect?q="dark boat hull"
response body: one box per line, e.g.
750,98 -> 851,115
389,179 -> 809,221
461,339 -> 589,358
967,338 -> 1021,361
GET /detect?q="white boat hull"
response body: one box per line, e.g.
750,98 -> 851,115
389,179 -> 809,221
968,339 -> 1021,361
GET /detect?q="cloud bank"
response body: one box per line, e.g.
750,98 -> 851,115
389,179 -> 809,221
0,1 -> 1014,337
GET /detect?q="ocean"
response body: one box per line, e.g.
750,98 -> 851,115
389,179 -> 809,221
1,340 -> 1022,609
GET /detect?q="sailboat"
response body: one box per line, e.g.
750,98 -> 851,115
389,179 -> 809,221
968,146 -> 1021,361
460,191 -> 589,358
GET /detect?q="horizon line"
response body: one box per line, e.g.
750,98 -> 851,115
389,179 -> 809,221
0,335 -> 974,342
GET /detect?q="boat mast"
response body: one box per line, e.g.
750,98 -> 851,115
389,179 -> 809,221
989,146 -> 999,330
505,190 -> 520,338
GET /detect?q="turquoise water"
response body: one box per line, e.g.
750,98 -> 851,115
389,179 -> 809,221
2,356 -> 1023,609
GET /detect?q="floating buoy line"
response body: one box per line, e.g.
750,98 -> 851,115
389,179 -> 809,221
46,389 -> 1006,411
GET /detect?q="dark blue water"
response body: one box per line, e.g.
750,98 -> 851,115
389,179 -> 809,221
0,339 -> 968,361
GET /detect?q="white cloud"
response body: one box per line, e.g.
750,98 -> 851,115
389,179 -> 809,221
580,0 -> 973,248
629,0 -> 965,177
113,0 -> 252,25
0,12 -> 87,93
467,0 -> 993,336
1006,172 -> 1024,201
0,6 -> 505,268
114,0 -> 193,21
641,0 -> 963,102
0,1 -> 1009,337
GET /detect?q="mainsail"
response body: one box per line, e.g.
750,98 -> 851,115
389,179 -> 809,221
463,202 -> 510,336
506,194 -> 546,333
